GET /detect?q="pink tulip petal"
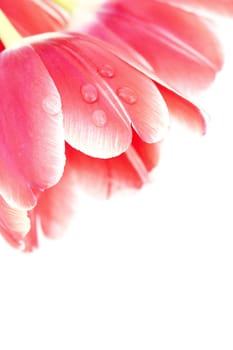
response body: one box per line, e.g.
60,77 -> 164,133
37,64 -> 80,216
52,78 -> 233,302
85,26 -> 207,135
0,196 -> 30,250
0,0 -> 68,37
22,213 -> 38,252
66,133 -> 160,198
157,84 -> 208,134
0,150 -> 81,249
0,151 -> 80,250
35,152 -> 79,239
32,33 -> 169,157
131,132 -> 162,173
91,0 -> 223,95
0,45 -> 65,209
107,133 -> 161,194
157,0 -> 233,16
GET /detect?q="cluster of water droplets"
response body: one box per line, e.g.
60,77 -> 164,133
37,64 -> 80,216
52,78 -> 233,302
79,63 -> 138,128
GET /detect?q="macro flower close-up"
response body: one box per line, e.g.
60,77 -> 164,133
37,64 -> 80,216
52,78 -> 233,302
0,0 -> 231,251
1,1 -> 233,350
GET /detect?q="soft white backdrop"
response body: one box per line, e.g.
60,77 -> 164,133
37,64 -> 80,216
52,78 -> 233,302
0,15 -> 233,350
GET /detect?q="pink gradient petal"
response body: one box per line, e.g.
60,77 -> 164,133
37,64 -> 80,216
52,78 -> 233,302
35,152 -> 79,239
0,152 -> 81,251
0,45 -> 65,209
0,196 -> 30,250
157,84 -> 208,134
157,0 -> 233,16
89,0 -> 223,95
0,0 -> 68,37
32,33 -> 169,157
84,26 -> 207,135
22,213 -> 38,252
66,133 -> 161,199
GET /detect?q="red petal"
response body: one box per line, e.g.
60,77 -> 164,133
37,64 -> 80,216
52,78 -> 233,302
157,0 -> 233,17
66,133 -> 161,198
0,45 -> 65,209
90,0 -> 223,95
0,0 -> 68,37
0,41 -> 4,52
32,33 -> 169,157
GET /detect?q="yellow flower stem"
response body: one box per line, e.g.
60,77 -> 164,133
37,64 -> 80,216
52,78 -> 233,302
52,0 -> 79,13
0,10 -> 22,48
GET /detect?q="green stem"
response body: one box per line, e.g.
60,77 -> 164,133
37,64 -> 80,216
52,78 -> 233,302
0,10 -> 22,48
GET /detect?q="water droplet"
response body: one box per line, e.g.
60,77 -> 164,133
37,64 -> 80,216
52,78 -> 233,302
92,110 -> 107,127
117,86 -> 138,105
81,83 -> 98,103
98,64 -> 115,78
42,95 -> 62,115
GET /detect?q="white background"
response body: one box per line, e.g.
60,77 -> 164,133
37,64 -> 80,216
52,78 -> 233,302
0,16 -> 233,350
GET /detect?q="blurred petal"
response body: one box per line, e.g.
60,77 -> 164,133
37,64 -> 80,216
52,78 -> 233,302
0,45 -> 65,209
0,0 -> 68,37
0,41 -> 4,52
32,33 -> 169,157
35,152 -> 79,239
157,84 -> 208,134
22,213 -> 38,252
66,133 -> 161,198
157,0 -> 233,17
0,196 -> 30,250
0,151 -> 81,251
90,0 -> 223,95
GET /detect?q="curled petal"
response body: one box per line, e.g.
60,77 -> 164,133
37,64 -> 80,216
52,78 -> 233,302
90,0 -> 223,95
0,45 -> 65,209
0,0 -> 68,37
32,33 -> 169,157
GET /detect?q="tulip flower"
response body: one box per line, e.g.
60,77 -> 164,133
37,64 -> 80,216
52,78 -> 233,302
0,5 -> 213,251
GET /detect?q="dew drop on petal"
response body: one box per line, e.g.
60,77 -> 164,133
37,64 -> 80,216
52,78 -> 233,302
92,110 -> 107,127
42,95 -> 62,115
81,83 -> 98,103
117,86 -> 138,105
98,64 -> 115,78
